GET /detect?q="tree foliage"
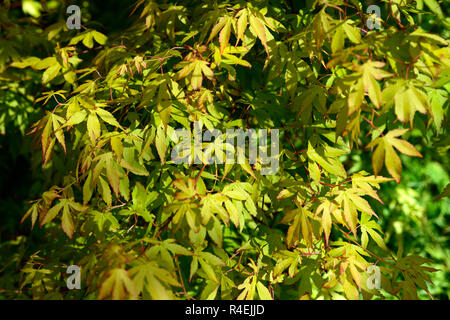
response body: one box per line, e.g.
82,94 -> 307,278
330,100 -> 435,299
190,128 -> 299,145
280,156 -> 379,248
0,0 -> 449,300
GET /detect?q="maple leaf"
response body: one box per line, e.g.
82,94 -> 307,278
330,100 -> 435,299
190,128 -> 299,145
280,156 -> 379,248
383,80 -> 430,125
280,206 -> 314,248
366,129 -> 422,182
98,268 -> 139,300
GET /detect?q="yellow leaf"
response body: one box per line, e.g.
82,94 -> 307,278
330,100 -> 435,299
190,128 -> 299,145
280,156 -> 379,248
349,261 -> 361,289
87,111 -> 101,143
222,52 -> 252,67
249,14 -> 269,56
98,269 -> 138,300
321,204 -> 332,246
342,276 -> 359,300
384,141 -> 402,183
52,114 -> 66,153
348,192 -> 378,218
61,205 -> 74,238
343,194 -> 358,237
191,61 -> 203,90
342,22 -> 361,43
348,79 -> 364,115
388,138 -> 422,157
177,61 -> 196,80
157,82 -> 172,130
365,70 -> 382,108
370,140 -> 385,176
98,176 -> 112,206
200,61 -> 214,80
394,89 -> 410,123
236,9 -> 248,45
225,200 -> 240,227
96,108 -> 123,129
105,157 -> 120,197
207,17 -> 227,43
110,136 -> 124,158
156,124 -> 167,164
300,208 -> 313,247
332,26 -> 344,53
219,19 -> 232,54
256,281 -> 273,300
42,64 -> 61,84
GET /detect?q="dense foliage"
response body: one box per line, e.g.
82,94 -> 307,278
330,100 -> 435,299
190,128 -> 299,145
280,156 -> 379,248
0,0 -> 448,300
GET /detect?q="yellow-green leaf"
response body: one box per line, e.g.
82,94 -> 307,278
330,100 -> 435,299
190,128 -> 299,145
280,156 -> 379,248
87,111 -> 101,143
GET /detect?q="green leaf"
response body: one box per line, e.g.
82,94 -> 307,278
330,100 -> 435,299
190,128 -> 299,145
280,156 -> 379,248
198,258 -> 218,283
200,281 -> 219,300
105,156 -> 120,197
92,30 -> 108,45
156,125 -> 167,164
41,200 -> 65,226
10,56 -> 41,69
435,183 -> 450,201
332,26 -> 345,53
98,176 -> 112,206
82,33 -> 94,48
61,204 -> 74,238
21,203 -> 39,229
342,21 -> 360,43
96,108 -> 123,129
307,142 -> 347,178
42,64 -> 61,84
